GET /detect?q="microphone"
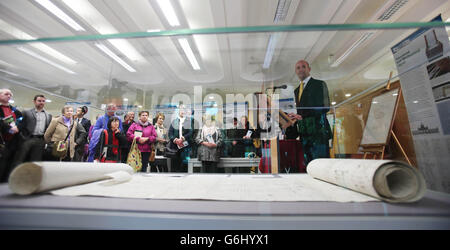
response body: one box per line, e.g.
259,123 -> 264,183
266,85 -> 287,90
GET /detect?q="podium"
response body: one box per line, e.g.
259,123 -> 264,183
258,139 -> 305,173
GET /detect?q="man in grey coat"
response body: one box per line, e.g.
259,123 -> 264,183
13,94 -> 52,166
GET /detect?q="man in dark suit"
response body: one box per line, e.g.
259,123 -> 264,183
73,106 -> 91,161
13,94 -> 52,166
287,60 -> 332,165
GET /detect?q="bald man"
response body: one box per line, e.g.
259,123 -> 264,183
93,103 -> 123,132
0,89 -> 23,182
286,60 -> 332,166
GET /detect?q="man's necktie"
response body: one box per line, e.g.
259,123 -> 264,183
298,80 -> 304,102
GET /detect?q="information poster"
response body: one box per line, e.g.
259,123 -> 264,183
391,15 -> 450,192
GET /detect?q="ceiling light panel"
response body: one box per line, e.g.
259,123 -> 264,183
95,43 -> 137,72
30,43 -> 78,65
0,18 -> 77,65
34,0 -> 85,31
331,32 -> 375,67
178,38 -> 201,70
263,33 -> 280,69
0,18 -> 35,40
0,69 -> 19,77
178,0 -> 225,79
0,0 -> 76,38
273,0 -> 292,23
376,0 -> 409,21
62,0 -> 146,64
157,0 -> 180,26
17,46 -> 76,74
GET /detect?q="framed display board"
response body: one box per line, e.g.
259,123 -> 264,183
360,88 -> 400,146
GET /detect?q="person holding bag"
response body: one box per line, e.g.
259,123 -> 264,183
126,111 -> 156,172
44,105 -> 86,161
94,117 -> 128,163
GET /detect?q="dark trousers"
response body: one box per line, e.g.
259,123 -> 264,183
121,141 -> 132,163
0,137 -> 20,182
12,137 -> 46,168
121,147 -> 130,163
73,144 -> 86,162
141,152 -> 150,172
171,150 -> 186,173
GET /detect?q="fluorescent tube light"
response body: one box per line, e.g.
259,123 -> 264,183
157,0 -> 180,26
0,18 -> 35,40
0,69 -> 19,77
273,0 -> 292,23
331,32 -> 375,67
32,43 -> 77,65
376,0 -> 409,21
108,39 -> 145,63
263,34 -> 280,69
0,59 -> 15,68
62,0 -> 146,63
95,43 -> 137,72
178,38 -> 200,70
17,47 -> 76,74
34,0 -> 85,31
0,18 -> 77,65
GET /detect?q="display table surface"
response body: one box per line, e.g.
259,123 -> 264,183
0,178 -> 449,229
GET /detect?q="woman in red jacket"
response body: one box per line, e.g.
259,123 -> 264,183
126,111 -> 157,172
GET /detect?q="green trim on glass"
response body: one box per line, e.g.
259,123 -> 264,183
0,22 -> 448,45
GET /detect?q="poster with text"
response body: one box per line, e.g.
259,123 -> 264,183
391,15 -> 450,193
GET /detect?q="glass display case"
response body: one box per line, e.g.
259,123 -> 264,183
1,0 -> 449,184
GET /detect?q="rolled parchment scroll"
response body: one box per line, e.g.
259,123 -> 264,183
8,162 -> 133,195
307,159 -> 426,203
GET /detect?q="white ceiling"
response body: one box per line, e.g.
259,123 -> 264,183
0,0 -> 449,110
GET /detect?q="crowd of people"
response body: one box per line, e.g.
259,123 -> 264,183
1,59 -> 332,182
0,89 -> 266,182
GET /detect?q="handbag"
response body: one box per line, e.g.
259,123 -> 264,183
126,138 -> 142,172
52,122 -> 74,158
163,140 -> 178,158
149,145 -> 156,162
52,140 -> 68,158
